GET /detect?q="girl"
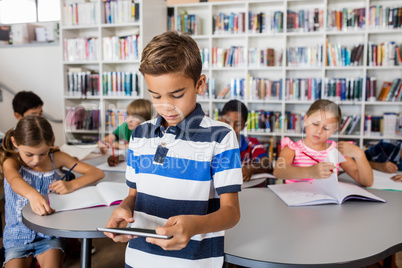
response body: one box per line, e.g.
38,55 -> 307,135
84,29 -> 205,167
0,115 -> 105,268
274,99 -> 373,187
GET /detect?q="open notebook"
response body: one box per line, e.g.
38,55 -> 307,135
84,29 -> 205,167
268,148 -> 386,206
48,182 -> 129,212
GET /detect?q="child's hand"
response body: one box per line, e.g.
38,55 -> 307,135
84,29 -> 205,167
28,192 -> 55,216
391,174 -> 402,182
98,141 -> 109,154
379,161 -> 398,174
107,155 -> 125,167
146,215 -> 195,250
49,180 -> 74,195
104,205 -> 135,242
242,165 -> 253,182
310,162 -> 335,179
337,141 -> 363,159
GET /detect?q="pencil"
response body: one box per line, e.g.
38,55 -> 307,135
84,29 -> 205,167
302,152 -> 334,173
61,163 -> 78,180
95,136 -> 107,146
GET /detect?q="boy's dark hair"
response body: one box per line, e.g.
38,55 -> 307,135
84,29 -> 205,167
221,100 -> 248,123
12,91 -> 43,116
139,31 -> 202,85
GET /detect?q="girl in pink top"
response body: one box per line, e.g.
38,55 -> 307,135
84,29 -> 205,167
274,100 -> 373,187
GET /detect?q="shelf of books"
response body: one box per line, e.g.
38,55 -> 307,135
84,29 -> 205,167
61,0 -> 166,144
168,0 -> 402,161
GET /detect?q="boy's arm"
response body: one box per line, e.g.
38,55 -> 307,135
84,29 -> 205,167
369,161 -> 398,173
104,188 -> 137,242
3,158 -> 54,215
242,156 -> 272,181
50,151 -> 105,194
273,146 -> 334,180
146,192 -> 240,251
338,141 -> 373,187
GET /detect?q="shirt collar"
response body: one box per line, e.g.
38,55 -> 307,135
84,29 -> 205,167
152,103 -> 205,135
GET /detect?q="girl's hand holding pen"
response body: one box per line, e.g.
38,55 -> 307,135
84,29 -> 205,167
98,140 -> 110,154
309,162 -> 336,179
49,180 -> 74,194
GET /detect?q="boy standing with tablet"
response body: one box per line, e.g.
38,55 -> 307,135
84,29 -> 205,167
103,31 -> 242,267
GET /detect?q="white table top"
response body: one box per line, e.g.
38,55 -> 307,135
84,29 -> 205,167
224,187 -> 402,267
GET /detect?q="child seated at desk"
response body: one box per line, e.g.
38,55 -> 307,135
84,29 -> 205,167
365,139 -> 402,182
97,99 -> 152,166
12,91 -> 44,120
220,100 -> 272,182
273,99 -> 373,187
0,115 -> 104,268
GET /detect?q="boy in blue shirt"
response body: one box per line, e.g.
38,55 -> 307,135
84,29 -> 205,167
365,139 -> 402,182
104,31 -> 242,267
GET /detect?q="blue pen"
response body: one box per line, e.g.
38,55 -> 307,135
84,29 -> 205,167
95,136 -> 107,146
61,163 -> 78,180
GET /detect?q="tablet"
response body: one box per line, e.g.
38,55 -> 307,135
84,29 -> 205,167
97,227 -> 172,239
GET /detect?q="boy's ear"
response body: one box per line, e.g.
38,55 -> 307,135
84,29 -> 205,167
14,112 -> 23,120
195,75 -> 207,95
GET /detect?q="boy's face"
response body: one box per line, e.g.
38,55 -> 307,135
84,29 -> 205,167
126,115 -> 142,131
14,105 -> 43,120
220,111 -> 245,138
145,73 -> 206,128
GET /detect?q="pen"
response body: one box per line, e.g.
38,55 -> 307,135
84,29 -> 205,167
302,152 -> 334,173
61,163 -> 77,180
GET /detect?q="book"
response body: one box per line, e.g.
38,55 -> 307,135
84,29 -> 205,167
268,175 -> 386,206
59,144 -> 98,161
268,150 -> 385,206
341,170 -> 402,192
48,182 -> 129,212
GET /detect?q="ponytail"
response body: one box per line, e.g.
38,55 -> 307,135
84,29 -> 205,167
0,128 -> 20,174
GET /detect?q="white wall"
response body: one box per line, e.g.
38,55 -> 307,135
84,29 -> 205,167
0,44 -> 64,146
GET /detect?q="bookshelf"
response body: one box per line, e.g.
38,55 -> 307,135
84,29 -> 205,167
168,0 -> 402,157
60,0 -> 166,144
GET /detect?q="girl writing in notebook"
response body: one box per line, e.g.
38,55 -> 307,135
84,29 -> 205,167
0,115 -> 104,268
273,99 -> 373,187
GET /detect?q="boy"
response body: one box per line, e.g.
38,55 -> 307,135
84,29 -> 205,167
365,139 -> 402,182
220,100 -> 272,182
12,91 -> 43,120
104,31 -> 242,267
97,99 -> 153,166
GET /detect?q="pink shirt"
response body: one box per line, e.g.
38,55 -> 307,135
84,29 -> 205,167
281,137 -> 341,183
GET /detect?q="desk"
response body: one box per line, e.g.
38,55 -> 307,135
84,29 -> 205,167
224,187 -> 402,267
22,155 -> 125,268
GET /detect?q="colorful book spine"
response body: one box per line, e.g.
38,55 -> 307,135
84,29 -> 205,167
103,0 -> 139,24
63,1 -> 97,26
365,113 -> 402,136
248,10 -> 283,33
367,41 -> 402,66
247,76 -> 282,101
285,78 -> 322,101
211,46 -> 245,67
65,106 -> 100,131
324,77 -> 363,101
102,71 -> 140,96
105,109 -> 127,129
248,48 -> 279,67
286,44 -> 323,67
213,12 -> 246,35
287,8 -> 324,32
64,37 -> 99,62
326,7 -> 366,31
102,34 -> 139,61
326,41 -> 363,66
368,6 -> 402,29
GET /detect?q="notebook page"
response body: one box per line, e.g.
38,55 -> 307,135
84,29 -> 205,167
96,182 -> 129,205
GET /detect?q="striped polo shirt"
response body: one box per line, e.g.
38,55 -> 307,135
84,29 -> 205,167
125,103 -> 242,268
281,137 -> 345,183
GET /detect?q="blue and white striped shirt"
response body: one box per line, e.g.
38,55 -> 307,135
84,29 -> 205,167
125,103 -> 242,268
3,154 -> 62,249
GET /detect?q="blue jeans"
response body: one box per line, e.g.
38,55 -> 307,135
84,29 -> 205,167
4,237 -> 65,264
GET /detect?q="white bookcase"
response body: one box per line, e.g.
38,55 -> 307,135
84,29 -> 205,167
168,0 -> 402,150
60,0 -> 166,144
